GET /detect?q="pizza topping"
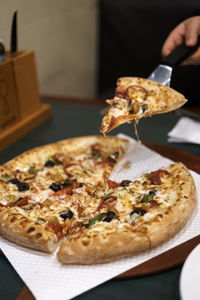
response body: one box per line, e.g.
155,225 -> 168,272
1,174 -> 12,182
60,210 -> 73,220
103,191 -> 114,200
115,86 -> 126,98
125,85 -> 148,102
103,211 -> 115,222
42,199 -> 52,207
129,208 -> 147,223
87,213 -> 106,228
102,197 -> 117,208
14,197 -> 29,207
107,155 -> 117,164
44,160 -> 55,167
131,208 -> 146,217
28,165 -> 41,174
149,170 -> 170,185
37,218 -> 46,224
91,143 -> 101,159
54,186 -> 73,196
140,191 -> 155,203
7,178 -> 30,192
49,183 -> 61,192
120,180 -> 132,187
106,179 -> 120,189
45,156 -> 62,167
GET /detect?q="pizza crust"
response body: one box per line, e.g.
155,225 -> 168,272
147,162 -> 197,248
57,231 -> 150,264
0,207 -> 58,253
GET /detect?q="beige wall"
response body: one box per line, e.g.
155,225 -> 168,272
0,0 -> 98,98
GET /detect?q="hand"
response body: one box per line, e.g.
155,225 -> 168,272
162,16 -> 200,65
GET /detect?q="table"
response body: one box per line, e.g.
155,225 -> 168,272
0,96 -> 200,300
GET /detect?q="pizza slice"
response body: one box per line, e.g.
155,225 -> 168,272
100,77 -> 187,135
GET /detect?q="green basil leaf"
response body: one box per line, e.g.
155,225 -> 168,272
28,165 -> 41,174
141,191 -> 155,203
87,213 -> 105,228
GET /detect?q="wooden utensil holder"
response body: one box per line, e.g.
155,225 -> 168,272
0,51 -> 52,151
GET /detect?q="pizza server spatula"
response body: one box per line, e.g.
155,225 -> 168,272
148,36 -> 200,86
100,37 -> 200,115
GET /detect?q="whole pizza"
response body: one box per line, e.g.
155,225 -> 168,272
0,135 -> 196,264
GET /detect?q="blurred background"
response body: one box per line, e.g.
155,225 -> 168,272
1,0 -> 200,105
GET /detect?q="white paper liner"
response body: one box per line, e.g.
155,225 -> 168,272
168,117 -> 200,144
0,134 -> 199,300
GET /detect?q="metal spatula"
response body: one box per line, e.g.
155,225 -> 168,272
148,36 -> 200,86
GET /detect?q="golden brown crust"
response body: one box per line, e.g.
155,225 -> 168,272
57,162 -> 196,264
57,231 -> 150,264
0,207 -> 58,252
147,162 -> 196,247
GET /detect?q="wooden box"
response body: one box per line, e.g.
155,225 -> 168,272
0,51 -> 52,151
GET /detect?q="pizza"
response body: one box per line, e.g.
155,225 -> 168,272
0,136 -> 196,264
100,77 -> 187,135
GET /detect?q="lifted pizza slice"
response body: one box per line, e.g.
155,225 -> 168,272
100,77 -> 187,135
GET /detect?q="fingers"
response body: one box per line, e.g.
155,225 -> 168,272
184,16 -> 200,46
161,23 -> 185,57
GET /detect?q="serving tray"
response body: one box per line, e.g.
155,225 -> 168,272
0,143 -> 199,299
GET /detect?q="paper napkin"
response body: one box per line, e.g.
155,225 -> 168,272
0,134 -> 200,300
168,117 -> 200,144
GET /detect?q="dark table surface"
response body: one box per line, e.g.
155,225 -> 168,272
0,98 -> 200,300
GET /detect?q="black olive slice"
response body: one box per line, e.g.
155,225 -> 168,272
17,182 -> 29,192
49,183 -> 61,192
103,211 -> 115,222
7,178 -> 20,185
60,210 -> 73,220
120,180 -> 132,187
8,178 -> 29,192
44,160 -> 55,167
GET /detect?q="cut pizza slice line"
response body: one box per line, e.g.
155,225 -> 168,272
100,77 -> 187,135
